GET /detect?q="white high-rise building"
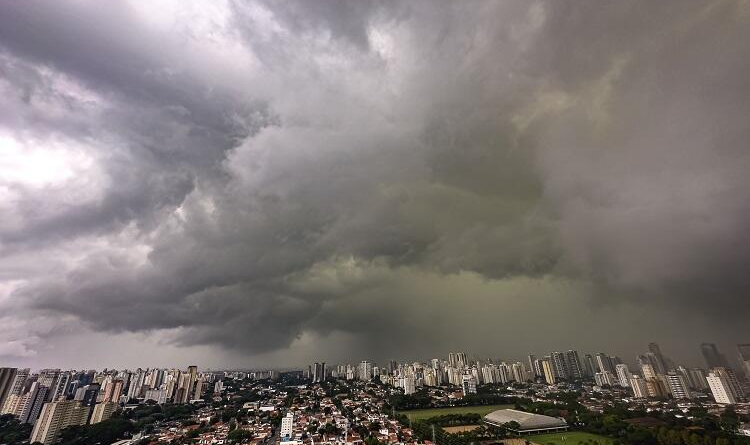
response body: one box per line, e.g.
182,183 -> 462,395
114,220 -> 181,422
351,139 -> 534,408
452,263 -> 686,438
280,412 -> 294,438
707,370 -> 736,404
707,368 -> 744,404
358,361 -> 373,381
461,374 -> 476,396
594,371 -> 616,387
511,362 -> 526,383
542,359 -> 556,385
615,364 -> 632,387
629,375 -> 648,398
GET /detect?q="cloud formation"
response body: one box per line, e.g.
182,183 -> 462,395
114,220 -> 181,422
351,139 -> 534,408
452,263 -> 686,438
1,0 -> 749,368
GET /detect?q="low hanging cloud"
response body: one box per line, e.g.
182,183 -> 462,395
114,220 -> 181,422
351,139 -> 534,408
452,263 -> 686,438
1,0 -> 749,367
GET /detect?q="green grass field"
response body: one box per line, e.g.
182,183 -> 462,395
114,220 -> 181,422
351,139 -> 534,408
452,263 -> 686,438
526,431 -> 614,445
399,404 -> 514,421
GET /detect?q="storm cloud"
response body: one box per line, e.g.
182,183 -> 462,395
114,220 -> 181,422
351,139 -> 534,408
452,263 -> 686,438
1,0 -> 749,368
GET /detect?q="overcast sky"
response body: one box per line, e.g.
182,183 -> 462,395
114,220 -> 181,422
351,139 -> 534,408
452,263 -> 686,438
1,0 -> 749,371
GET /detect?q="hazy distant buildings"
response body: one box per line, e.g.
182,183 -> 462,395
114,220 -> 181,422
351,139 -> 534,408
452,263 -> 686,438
737,344 -> 750,381
701,343 -> 729,369
583,354 -> 596,377
565,350 -> 584,379
647,343 -> 669,375
449,352 -> 467,368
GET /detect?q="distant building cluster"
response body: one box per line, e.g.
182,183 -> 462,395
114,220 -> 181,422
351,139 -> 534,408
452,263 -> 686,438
0,366 -> 276,445
305,342 -> 750,405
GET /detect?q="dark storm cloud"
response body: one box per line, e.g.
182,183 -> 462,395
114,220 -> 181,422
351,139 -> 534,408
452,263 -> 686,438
0,1 -> 273,246
1,0 -> 749,366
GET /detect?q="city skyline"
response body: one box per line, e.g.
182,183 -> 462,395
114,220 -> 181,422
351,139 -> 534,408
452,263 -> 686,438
2,1 -> 750,369
1,340 -> 749,445
5,342 -> 750,376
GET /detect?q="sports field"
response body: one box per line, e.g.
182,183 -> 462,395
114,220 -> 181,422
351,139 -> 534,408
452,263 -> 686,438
526,431 -> 614,445
399,404 -> 514,421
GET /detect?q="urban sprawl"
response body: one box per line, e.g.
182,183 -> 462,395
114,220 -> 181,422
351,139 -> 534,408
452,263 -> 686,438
2,343 -> 750,445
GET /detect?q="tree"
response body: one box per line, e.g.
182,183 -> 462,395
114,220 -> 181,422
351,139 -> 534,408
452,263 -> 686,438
0,414 -> 32,445
227,429 -> 253,443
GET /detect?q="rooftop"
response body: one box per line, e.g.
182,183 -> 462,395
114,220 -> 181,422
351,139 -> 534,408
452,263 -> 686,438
483,409 -> 568,432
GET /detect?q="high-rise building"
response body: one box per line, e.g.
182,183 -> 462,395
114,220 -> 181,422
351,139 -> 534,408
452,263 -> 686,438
126,369 -> 146,400
641,363 -> 658,380
593,371 -> 613,386
701,343 -> 729,369
511,362 -> 527,382
707,367 -> 744,402
185,366 -> 198,402
550,352 -> 569,380
647,343 -> 669,375
312,362 -> 326,383
737,344 -> 750,381
583,354 -> 596,377
0,368 -> 17,410
280,413 -> 294,438
665,372 -> 691,400
648,342 -> 662,355
389,360 -> 398,376
402,376 -> 416,395
565,350 -> 584,379
629,375 -> 648,398
461,374 -> 477,396
8,369 -> 30,397
102,379 -> 123,403
615,364 -> 631,387
74,384 -> 100,408
31,400 -> 90,445
541,358 -> 556,385
89,401 -> 117,424
644,378 -> 668,398
707,369 -> 737,404
16,382 -> 50,424
595,353 -> 614,374
358,361 -> 373,381
50,373 -> 71,402
527,355 -> 537,377
143,388 -> 164,404
686,368 -> 709,390
448,352 -> 467,368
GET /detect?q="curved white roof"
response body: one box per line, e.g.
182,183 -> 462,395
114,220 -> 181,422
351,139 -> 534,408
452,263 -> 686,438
483,409 -> 567,430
